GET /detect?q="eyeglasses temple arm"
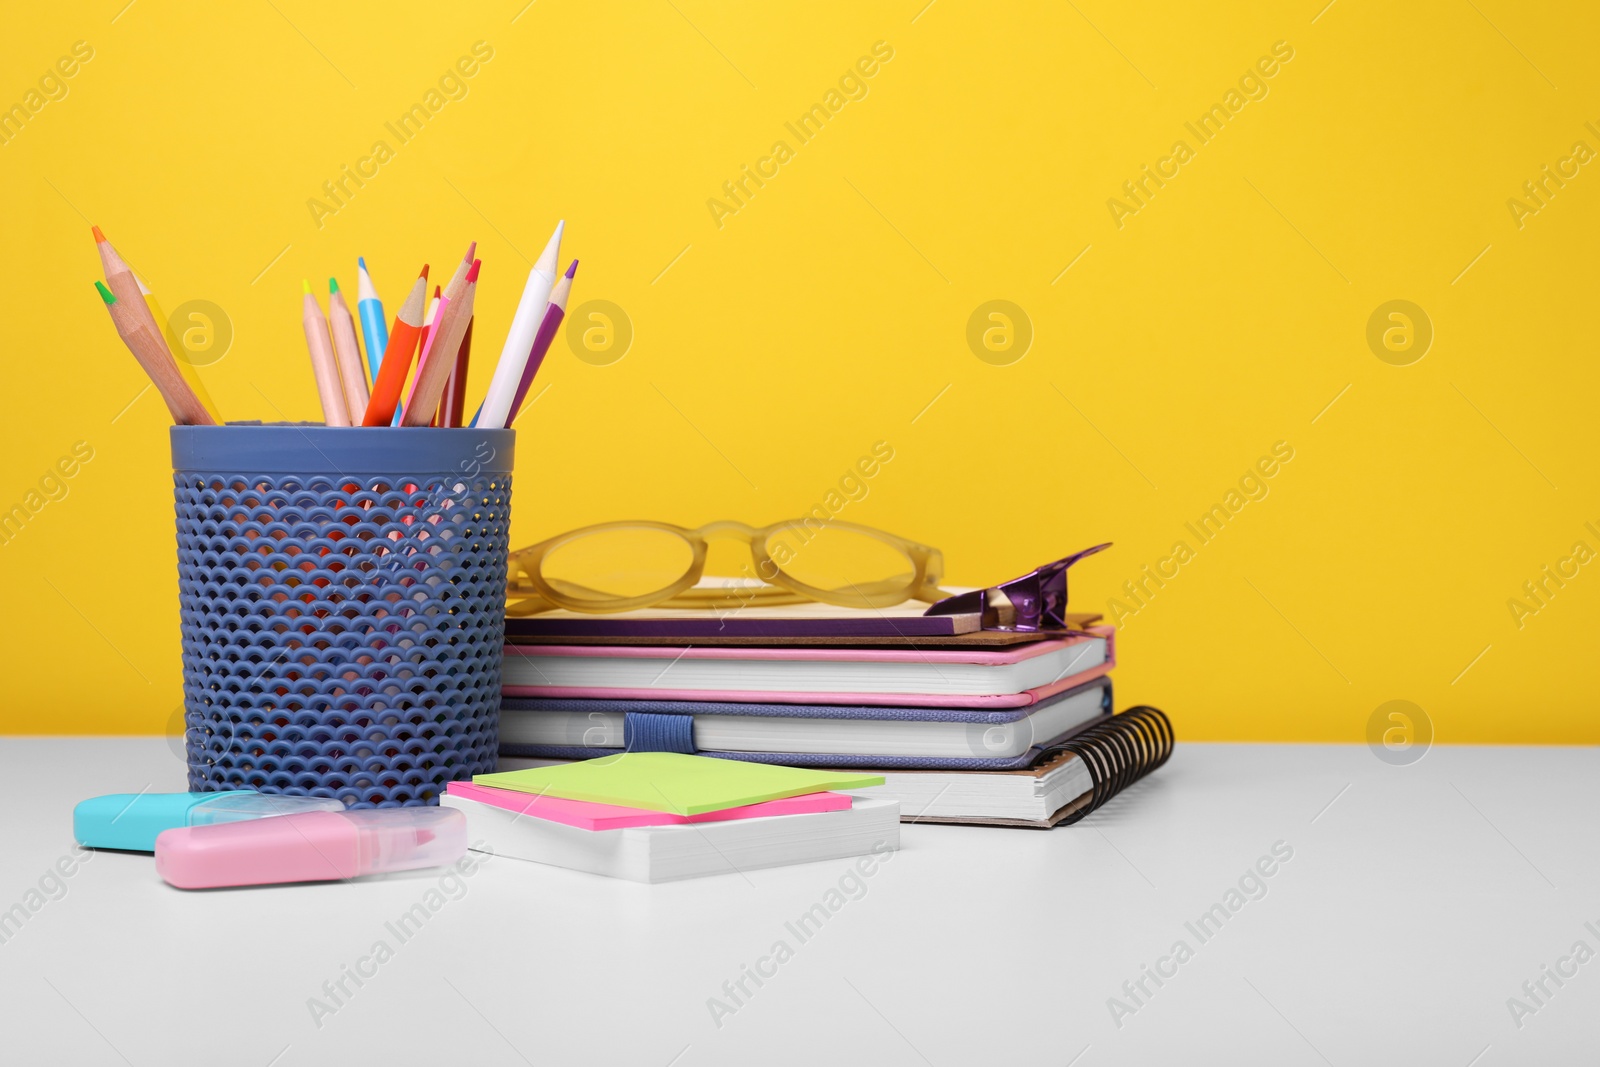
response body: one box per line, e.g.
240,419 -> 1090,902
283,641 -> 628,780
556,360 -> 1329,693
921,543 -> 1111,631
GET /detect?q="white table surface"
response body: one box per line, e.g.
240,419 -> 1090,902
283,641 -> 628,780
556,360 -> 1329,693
1,738 -> 1595,1066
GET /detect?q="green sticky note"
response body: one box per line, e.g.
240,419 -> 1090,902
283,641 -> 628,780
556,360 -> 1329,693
473,752 -> 885,816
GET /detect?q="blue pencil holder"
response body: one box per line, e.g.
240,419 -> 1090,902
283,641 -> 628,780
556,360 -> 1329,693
171,425 -> 514,808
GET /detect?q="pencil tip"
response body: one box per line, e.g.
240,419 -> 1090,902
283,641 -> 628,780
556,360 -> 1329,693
91,225 -> 106,243
358,256 -> 368,271
565,259 -> 578,279
302,278 -> 313,295
465,241 -> 477,262
466,258 -> 481,283
534,221 -> 564,272
94,280 -> 115,304
420,263 -> 430,280
329,277 -> 340,294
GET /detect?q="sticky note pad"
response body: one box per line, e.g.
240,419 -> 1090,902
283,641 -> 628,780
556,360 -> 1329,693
473,752 -> 885,815
445,781 -> 854,830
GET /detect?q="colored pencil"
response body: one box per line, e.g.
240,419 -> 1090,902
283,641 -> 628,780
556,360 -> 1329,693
477,221 -> 563,429
406,243 -> 474,411
438,316 -> 474,427
423,288 -> 441,428
400,259 -> 478,426
135,273 -> 223,424
506,260 -> 578,425
361,265 -> 429,425
328,279 -> 370,417
94,282 -> 214,425
301,279 -> 348,426
419,285 -> 441,353
92,226 -> 163,339
355,256 -> 388,384
402,285 -> 442,425
93,226 -> 215,423
88,223 -> 586,430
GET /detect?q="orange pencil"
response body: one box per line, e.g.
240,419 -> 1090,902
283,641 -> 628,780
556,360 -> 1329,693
92,226 -> 214,423
94,282 -> 213,425
92,226 -> 165,344
438,316 -> 474,427
400,259 -> 478,426
362,265 -> 430,425
301,280 -> 348,425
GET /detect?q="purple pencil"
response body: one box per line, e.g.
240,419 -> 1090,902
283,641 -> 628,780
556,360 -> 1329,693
506,260 -> 577,424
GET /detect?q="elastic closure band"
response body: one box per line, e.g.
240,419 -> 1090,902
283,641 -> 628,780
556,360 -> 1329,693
624,712 -> 696,754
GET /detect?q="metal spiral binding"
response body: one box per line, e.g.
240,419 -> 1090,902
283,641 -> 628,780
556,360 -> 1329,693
1050,705 -> 1174,826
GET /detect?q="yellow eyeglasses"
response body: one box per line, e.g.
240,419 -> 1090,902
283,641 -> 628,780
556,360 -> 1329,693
506,519 -> 947,616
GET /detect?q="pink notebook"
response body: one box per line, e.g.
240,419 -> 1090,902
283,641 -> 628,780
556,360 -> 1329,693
501,628 -> 1116,709
445,781 -> 854,831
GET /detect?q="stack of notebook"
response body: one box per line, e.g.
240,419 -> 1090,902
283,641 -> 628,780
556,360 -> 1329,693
496,579 -> 1170,827
442,751 -> 898,882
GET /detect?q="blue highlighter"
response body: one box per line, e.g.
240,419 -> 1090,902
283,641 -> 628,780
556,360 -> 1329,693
73,791 -> 345,852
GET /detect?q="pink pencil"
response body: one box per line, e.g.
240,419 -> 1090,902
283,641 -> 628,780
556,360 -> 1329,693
403,241 -> 473,415
506,260 -> 577,424
400,258 -> 479,426
301,279 -> 348,425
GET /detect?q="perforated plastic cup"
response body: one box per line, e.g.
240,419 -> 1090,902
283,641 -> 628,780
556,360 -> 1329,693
171,425 -> 513,808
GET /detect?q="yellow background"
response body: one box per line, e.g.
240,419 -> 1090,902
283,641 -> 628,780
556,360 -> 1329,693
3,0 -> 1596,741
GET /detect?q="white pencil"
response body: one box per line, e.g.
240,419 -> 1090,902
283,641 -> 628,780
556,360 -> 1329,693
476,221 -> 564,429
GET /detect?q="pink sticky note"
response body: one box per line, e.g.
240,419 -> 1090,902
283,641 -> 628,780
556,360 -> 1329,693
445,780 -> 853,831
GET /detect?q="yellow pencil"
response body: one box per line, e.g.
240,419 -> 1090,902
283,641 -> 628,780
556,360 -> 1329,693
95,282 -> 214,425
137,274 -> 223,424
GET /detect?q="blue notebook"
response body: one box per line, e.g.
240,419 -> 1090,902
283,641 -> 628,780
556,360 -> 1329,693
497,677 -> 1113,770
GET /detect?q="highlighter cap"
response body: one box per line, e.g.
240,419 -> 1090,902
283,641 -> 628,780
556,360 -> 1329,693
188,792 -> 345,826
154,807 -> 467,889
73,791 -> 343,852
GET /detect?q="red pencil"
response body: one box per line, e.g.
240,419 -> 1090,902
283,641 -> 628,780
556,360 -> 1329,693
361,265 -> 429,426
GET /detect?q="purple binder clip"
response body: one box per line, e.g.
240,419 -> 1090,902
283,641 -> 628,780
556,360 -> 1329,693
923,543 -> 1111,632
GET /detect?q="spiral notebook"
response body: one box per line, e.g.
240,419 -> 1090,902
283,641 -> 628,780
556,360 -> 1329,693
860,706 -> 1174,828
495,705 -> 1175,829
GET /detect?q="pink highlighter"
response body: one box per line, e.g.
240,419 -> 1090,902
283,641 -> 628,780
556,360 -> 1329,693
154,807 -> 466,889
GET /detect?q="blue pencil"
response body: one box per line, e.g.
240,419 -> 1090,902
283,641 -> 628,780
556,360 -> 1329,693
356,256 -> 388,385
